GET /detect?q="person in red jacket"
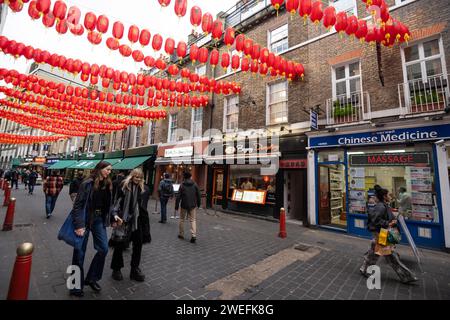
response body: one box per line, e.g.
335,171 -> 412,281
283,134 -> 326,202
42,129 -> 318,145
43,170 -> 64,219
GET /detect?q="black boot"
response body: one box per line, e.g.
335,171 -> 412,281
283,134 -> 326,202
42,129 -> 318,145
130,267 -> 145,282
112,270 -> 123,281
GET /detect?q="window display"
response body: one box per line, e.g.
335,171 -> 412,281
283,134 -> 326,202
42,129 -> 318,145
229,165 -> 276,203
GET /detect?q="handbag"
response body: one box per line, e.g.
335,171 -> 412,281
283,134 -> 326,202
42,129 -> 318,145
111,223 -> 130,243
387,227 -> 401,244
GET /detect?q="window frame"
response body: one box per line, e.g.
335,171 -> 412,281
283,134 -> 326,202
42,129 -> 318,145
266,81 -> 289,126
168,113 -> 178,143
191,108 -> 203,138
268,24 -> 289,55
111,132 -> 116,151
223,95 -> 240,133
98,134 -> 106,152
328,0 -> 358,17
331,59 -> 362,100
134,126 -> 141,148
87,135 -> 94,153
147,120 -> 156,145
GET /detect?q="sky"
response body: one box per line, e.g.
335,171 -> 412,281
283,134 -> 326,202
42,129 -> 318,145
0,0 -> 238,74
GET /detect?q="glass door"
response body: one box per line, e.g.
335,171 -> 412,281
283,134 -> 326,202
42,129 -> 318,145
212,169 -> 224,207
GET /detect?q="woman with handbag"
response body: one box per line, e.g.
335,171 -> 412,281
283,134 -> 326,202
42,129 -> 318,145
70,161 -> 112,297
360,185 -> 418,284
110,168 -> 151,282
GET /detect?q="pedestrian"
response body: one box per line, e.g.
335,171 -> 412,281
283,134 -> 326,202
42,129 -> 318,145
175,171 -> 201,244
397,187 -> 412,218
70,161 -> 112,297
158,172 -> 174,223
359,185 -> 418,284
110,168 -> 151,282
69,171 -> 84,202
112,171 -> 126,199
28,170 -> 38,195
23,170 -> 30,189
11,169 -> 19,189
43,170 -> 64,219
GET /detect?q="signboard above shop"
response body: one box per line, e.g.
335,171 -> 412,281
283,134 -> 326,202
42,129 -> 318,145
164,146 -> 193,158
309,124 -> 450,148
279,159 -> 307,169
349,152 -> 430,166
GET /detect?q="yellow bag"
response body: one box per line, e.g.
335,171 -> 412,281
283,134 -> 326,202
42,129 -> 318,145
378,228 -> 388,246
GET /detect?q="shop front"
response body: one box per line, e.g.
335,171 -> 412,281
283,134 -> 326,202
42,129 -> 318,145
204,136 -> 281,218
113,145 -> 157,192
308,123 -> 450,250
67,153 -> 104,180
31,156 -> 47,176
154,142 -> 208,199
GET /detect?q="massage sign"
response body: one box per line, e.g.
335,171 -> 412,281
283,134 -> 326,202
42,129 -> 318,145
349,152 -> 430,166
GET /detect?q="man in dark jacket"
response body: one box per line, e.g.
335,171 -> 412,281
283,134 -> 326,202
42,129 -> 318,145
158,173 -> 174,223
11,169 -> 19,189
28,170 -> 38,195
175,171 -> 201,243
69,172 -> 84,202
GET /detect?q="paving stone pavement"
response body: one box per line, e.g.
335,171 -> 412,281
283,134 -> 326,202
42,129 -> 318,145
0,184 -> 449,300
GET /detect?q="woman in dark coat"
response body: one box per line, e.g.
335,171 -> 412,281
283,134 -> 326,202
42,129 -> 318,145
360,185 -> 418,284
70,161 -> 112,297
110,168 -> 151,282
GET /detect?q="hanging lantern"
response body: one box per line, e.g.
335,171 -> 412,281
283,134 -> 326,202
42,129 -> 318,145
174,0 -> 187,18
52,1 -> 67,21
36,0 -> 51,16
112,21 -> 124,39
24,46 -> 34,60
201,13 -> 213,35
56,19 -> 69,34
323,6 -> 336,30
42,13 -> 56,28
355,20 -> 368,42
155,59 -> 166,70
212,20 -> 223,41
87,31 -> 102,45
380,2 -> 390,24
231,54 -> 240,70
224,27 -> 235,47
152,34 -> 163,51
106,37 -> 119,50
176,41 -> 187,58
286,61 -> 295,80
66,5 -> 81,28
139,29 -> 151,46
165,38 -> 175,55
210,49 -> 219,68
189,72 -> 199,83
198,47 -> 208,64
286,0 -> 299,19
271,0 -> 284,15
221,52 -> 230,70
260,47 -> 269,64
158,0 -> 171,7
235,34 -> 245,53
70,24 -> 84,36
83,12 -> 97,31
345,15 -> 358,38
243,39 -> 253,57
299,0 -> 312,25
310,1 -> 323,26
9,1 -> 24,13
128,25 -> 139,44
28,1 -> 40,20
365,26 -> 377,46
241,57 -> 250,72
144,56 -> 155,67
168,64 -> 179,77
251,44 -> 260,61
190,44 -> 199,63
96,15 -> 109,34
190,6 -> 202,28
119,44 -> 132,57
132,50 -> 144,63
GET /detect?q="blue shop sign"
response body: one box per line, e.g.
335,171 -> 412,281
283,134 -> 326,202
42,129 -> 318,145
309,124 -> 450,148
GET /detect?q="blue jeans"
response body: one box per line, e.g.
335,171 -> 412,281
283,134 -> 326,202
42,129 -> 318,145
71,215 -> 108,291
45,195 -> 59,216
28,184 -> 35,194
160,197 -> 169,222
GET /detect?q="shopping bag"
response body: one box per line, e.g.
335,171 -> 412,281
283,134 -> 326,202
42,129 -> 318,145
387,227 -> 401,244
378,228 -> 388,246
57,211 -> 85,251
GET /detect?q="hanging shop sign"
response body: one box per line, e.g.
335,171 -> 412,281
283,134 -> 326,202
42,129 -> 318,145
349,152 -> 430,166
33,157 -> 46,164
279,159 -> 308,169
224,139 -> 279,156
309,124 -> 450,148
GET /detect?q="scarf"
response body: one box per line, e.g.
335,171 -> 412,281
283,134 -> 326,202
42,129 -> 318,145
122,183 -> 140,232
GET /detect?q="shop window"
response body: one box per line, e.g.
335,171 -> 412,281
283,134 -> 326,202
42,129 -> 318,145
332,61 -> 361,99
347,145 -> 439,223
224,95 -> 239,132
191,108 -> 203,138
229,164 -> 276,203
269,24 -> 288,54
98,134 -> 106,152
317,149 -> 345,163
168,113 -> 178,142
267,81 -> 288,125
318,163 -> 346,228
86,135 -> 94,153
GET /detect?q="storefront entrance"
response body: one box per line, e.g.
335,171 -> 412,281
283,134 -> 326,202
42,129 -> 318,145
284,170 -> 307,222
212,168 -> 225,207
318,164 -> 347,229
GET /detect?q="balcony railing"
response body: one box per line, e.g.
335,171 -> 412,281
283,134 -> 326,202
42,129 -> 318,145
224,0 -> 271,27
398,74 -> 449,116
326,91 -> 371,126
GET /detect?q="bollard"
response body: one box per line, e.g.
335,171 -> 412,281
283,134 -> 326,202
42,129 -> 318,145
3,183 -> 11,207
7,243 -> 34,300
278,207 -> 287,238
2,198 -> 16,231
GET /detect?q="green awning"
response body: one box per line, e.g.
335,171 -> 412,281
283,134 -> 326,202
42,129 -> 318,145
67,160 -> 101,170
103,158 -> 122,166
48,160 -> 78,170
11,158 -> 23,167
112,156 -> 151,170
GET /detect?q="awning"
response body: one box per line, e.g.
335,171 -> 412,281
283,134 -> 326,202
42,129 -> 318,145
48,160 -> 78,170
67,160 -> 101,170
103,158 -> 122,166
112,156 -> 151,170
11,158 -> 22,167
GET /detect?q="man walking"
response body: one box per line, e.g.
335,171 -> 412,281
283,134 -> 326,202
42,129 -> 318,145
28,170 -> 38,195
175,172 -> 201,243
11,169 -> 19,189
158,173 -> 174,223
43,170 -> 64,219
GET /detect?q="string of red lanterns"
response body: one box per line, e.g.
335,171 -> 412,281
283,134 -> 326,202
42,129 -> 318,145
0,132 -> 67,145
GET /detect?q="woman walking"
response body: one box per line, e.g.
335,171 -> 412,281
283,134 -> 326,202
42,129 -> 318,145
360,185 -> 418,284
70,161 -> 112,297
110,168 -> 151,282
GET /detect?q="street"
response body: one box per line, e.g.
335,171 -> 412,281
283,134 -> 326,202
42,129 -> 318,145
0,183 -> 449,300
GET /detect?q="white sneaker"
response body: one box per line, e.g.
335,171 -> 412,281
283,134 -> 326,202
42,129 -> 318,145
170,216 -> 175,219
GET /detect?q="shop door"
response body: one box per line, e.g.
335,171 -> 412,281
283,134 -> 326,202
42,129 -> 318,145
212,169 -> 224,207
318,166 -> 331,225
318,164 -> 347,228
284,170 -> 307,222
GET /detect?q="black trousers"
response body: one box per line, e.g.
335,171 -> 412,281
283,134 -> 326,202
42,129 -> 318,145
110,230 -> 142,271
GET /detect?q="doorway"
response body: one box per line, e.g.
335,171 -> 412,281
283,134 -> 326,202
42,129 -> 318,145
284,170 -> 307,222
318,164 -> 347,229
212,168 -> 224,207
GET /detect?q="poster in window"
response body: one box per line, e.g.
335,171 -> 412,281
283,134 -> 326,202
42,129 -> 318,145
410,167 -> 432,179
350,200 -> 366,213
349,167 -> 365,178
349,190 -> 366,201
411,192 -> 433,205
349,178 -> 365,189
411,179 -> 432,192
412,205 -> 434,221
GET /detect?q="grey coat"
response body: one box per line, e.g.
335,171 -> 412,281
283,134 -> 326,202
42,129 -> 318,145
367,202 -> 396,232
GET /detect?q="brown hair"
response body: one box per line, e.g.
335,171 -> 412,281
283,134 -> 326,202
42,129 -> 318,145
90,161 -> 112,191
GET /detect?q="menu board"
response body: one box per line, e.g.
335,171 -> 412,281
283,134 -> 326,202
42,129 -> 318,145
232,189 -> 267,205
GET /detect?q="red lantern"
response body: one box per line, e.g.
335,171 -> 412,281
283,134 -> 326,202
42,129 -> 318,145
66,5 -> 81,28
155,59 -> 166,71
70,24 -> 84,36
96,15 -> 109,34
28,1 -> 40,20
334,12 -> 348,35
158,0 -> 171,7
165,38 -> 175,55
380,2 -> 390,24
251,44 -> 260,61
323,6 -> 336,30
42,13 -> 56,28
56,19 -> 68,34
243,39 -> 253,57
299,0 -> 312,24
201,13 -> 213,35
177,41 -> 187,58
106,37 -> 119,50
144,56 -> 155,67
128,25 -> 139,44
52,1 -> 67,21
271,0 -> 284,12
231,54 -> 240,70
190,6 -> 202,27
241,57 -> 250,72
221,52 -> 230,70
119,44 -> 132,57
168,64 -> 179,77
259,63 -> 268,76
139,29 -> 151,46
36,0 -> 51,16
190,44 -> 199,63
87,31 -> 102,45
235,34 -> 245,52
198,47 -> 208,64
112,21 -> 124,39
132,50 -> 144,63
365,26 -> 377,45
174,0 -> 187,18
355,20 -> 368,42
84,12 -> 97,31
286,0 -> 299,18
189,73 -> 199,83
310,1 -> 323,25
224,27 -> 235,47
212,20 -> 223,41
345,15 -> 358,37
9,1 -> 24,13
24,46 -> 34,60
152,34 -> 163,51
